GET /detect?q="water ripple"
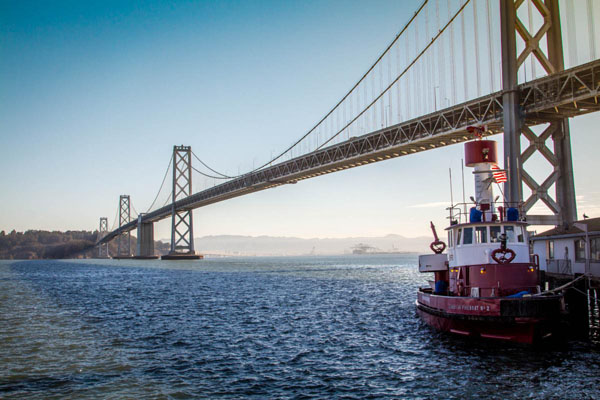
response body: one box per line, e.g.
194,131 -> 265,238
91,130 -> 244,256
0,256 -> 599,399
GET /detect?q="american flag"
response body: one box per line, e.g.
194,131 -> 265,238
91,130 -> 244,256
491,164 -> 507,183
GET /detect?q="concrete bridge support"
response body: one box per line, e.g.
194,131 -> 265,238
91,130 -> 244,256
500,0 -> 577,227
162,145 -> 202,260
135,215 -> 158,259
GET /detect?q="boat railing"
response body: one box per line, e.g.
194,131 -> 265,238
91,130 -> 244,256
546,259 -> 572,275
447,201 -> 525,225
461,284 -> 541,297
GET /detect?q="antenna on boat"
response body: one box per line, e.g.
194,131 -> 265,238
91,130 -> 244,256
461,159 -> 466,216
449,167 -> 454,208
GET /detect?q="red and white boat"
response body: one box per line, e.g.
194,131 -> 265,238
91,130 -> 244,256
416,132 -> 564,344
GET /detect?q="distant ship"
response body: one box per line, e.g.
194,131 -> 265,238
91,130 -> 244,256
351,243 -> 410,255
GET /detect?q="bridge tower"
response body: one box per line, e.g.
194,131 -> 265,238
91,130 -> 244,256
98,217 -> 109,258
116,195 -> 132,258
500,0 -> 577,227
162,145 -> 201,260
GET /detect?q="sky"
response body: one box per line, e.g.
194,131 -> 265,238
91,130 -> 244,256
1,0 -> 599,241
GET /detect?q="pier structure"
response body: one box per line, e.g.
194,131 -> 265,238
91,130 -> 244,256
135,213 -> 158,259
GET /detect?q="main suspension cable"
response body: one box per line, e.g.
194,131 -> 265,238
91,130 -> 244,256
191,165 -> 231,180
131,201 -> 139,218
252,0 -> 429,171
192,0 -> 429,180
317,0 -> 470,150
145,154 -> 173,213
162,190 -> 173,208
110,206 -> 119,232
191,151 -> 233,179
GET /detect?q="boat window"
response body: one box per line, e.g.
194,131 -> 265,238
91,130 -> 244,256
457,228 -> 462,246
475,226 -> 487,243
516,225 -> 524,242
505,225 -> 515,242
448,230 -> 453,248
591,238 -> 600,261
575,239 -> 586,261
463,227 -> 473,245
490,226 -> 502,242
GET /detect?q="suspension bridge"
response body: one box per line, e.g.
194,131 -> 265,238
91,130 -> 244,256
96,0 -> 600,259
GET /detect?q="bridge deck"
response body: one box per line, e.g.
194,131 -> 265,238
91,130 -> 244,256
99,59 -> 600,244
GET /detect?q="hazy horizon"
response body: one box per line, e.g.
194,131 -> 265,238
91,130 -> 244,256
2,0 -> 599,240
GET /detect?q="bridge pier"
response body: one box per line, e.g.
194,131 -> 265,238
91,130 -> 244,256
500,0 -> 577,227
135,215 -> 158,259
162,145 -> 202,260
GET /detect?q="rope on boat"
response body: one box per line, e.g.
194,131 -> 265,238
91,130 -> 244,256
533,274 -> 589,296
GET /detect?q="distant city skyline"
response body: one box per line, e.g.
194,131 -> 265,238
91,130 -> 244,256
1,0 -> 599,241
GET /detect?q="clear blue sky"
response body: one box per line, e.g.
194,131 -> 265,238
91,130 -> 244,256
1,0 -> 598,240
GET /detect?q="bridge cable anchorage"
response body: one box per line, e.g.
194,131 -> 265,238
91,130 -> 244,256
198,0 -> 430,179
317,0 -> 471,150
145,154 -> 173,213
191,151 -> 233,179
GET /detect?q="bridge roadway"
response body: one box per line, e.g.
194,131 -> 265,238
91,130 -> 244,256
99,59 -> 600,245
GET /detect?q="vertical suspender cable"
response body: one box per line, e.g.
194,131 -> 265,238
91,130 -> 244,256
461,5 -> 468,101
486,0 -> 496,91
415,17 -> 423,114
355,83 -> 359,136
425,3 -> 431,112
315,0 -> 472,151
472,0 -> 481,96
587,0 -> 597,61
379,61 -> 384,127
387,50 -> 392,126
345,94 -> 349,140
371,68 -> 376,130
565,0 -> 577,67
396,40 -> 401,121
364,81 -> 368,134
406,28 -> 411,119
436,0 -> 445,109
448,0 -> 457,105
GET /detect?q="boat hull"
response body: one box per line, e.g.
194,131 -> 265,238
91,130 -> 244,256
416,290 -> 563,344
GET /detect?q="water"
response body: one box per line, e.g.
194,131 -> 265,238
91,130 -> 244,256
1,255 -> 599,399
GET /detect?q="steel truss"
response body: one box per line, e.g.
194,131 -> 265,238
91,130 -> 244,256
502,0 -> 579,226
98,217 -> 109,258
169,145 -> 195,254
117,195 -> 131,257
99,58 -> 600,245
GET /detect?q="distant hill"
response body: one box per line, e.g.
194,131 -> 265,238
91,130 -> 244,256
192,234 -> 431,256
0,230 -> 169,260
0,230 -> 432,259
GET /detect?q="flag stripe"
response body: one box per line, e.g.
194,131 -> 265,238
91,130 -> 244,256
491,164 -> 507,183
